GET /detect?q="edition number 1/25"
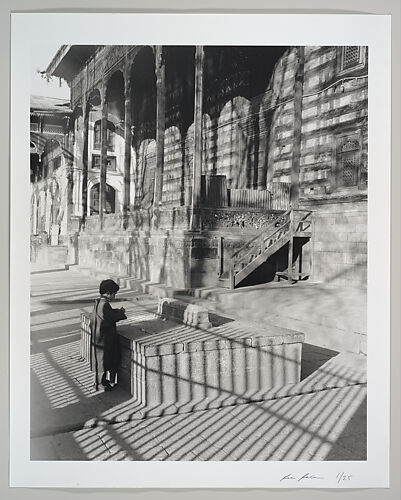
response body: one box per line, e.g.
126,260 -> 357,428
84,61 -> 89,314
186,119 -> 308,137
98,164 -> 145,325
336,472 -> 353,483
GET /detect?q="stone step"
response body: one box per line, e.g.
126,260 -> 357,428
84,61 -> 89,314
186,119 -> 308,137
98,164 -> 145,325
30,263 -> 70,274
184,283 -> 366,354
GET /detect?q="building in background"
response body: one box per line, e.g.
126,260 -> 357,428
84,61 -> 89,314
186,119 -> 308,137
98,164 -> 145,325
30,95 -> 76,266
31,45 -> 368,289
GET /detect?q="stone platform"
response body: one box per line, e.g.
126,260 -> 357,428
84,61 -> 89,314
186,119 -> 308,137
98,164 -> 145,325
81,299 -> 304,417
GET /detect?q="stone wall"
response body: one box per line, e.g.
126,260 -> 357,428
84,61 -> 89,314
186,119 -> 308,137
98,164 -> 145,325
305,199 -> 367,286
78,228 -> 194,289
270,46 -> 368,199
78,233 -> 133,277
78,208 -> 287,288
78,208 -> 367,288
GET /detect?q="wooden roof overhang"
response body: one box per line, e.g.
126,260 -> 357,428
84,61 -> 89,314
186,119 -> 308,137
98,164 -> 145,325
46,45 -> 99,82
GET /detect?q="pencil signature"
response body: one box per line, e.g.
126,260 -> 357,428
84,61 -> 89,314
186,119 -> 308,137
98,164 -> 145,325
280,473 -> 324,482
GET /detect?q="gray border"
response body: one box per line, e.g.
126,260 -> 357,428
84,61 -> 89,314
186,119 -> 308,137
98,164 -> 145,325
2,0 -> 400,498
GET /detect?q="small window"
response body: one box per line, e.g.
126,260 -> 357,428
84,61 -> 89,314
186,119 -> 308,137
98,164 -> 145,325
338,46 -> 366,74
53,156 -> 62,170
334,134 -> 361,188
93,120 -> 115,151
107,123 -> 115,151
93,121 -> 101,149
342,46 -> 361,69
92,155 -> 116,171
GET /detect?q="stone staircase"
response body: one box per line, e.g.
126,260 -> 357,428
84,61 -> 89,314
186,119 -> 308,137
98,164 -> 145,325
219,209 -> 313,288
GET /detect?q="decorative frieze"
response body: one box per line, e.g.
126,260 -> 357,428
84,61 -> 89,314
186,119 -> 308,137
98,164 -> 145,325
201,208 -> 282,230
104,45 -> 128,76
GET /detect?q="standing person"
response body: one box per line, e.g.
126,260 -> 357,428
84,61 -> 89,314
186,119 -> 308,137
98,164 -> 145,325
90,279 -> 127,391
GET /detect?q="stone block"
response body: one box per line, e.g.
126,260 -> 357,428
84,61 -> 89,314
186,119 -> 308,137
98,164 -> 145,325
141,338 -> 303,409
143,343 -> 185,357
80,308 -> 304,413
157,298 -> 212,330
346,232 -> 367,243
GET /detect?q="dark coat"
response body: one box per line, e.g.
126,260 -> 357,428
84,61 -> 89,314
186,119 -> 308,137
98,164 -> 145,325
90,297 -> 127,388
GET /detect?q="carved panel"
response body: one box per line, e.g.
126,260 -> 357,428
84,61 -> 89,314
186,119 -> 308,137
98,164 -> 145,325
104,46 -> 128,76
205,70 -> 251,104
200,209 -> 282,230
341,138 -> 359,153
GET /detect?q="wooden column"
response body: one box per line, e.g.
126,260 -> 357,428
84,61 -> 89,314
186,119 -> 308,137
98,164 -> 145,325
82,105 -> 89,226
44,189 -> 51,235
32,195 -> 38,235
288,237 -> 294,283
288,210 -> 294,285
73,112 -> 83,219
100,92 -> 108,229
190,45 -> 204,231
66,163 -> 74,230
290,46 -> 305,208
153,46 -> 166,228
288,210 -> 294,283
123,76 -> 132,229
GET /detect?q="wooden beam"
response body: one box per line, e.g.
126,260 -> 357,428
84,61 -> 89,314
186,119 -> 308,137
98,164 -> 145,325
290,46 -> 305,208
190,45 -> 204,231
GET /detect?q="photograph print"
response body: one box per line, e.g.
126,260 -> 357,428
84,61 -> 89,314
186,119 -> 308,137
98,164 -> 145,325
29,43 -> 368,463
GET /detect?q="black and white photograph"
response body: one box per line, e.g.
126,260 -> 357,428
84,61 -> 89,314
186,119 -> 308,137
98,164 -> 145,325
10,13 -> 392,489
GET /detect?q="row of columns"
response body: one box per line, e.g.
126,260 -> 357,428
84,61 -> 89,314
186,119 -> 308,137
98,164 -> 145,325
94,45 -> 205,231
87,45 -> 303,230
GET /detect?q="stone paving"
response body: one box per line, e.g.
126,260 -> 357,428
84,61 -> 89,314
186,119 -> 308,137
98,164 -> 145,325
30,268 -> 367,461
180,281 -> 367,354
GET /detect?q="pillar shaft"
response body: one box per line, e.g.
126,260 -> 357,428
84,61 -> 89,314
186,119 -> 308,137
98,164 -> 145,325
66,164 -> 74,232
32,195 -> 38,234
100,97 -> 108,227
290,46 -> 305,208
82,105 -> 89,225
190,45 -> 204,231
123,77 -> 132,228
153,46 -> 166,225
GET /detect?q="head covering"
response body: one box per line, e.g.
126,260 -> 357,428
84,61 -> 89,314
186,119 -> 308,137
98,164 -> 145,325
99,279 -> 120,295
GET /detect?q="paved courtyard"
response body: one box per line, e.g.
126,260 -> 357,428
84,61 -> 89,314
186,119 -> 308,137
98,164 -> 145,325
30,268 -> 367,461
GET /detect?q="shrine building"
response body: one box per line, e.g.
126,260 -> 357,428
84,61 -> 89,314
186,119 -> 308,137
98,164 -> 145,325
30,45 -> 368,289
